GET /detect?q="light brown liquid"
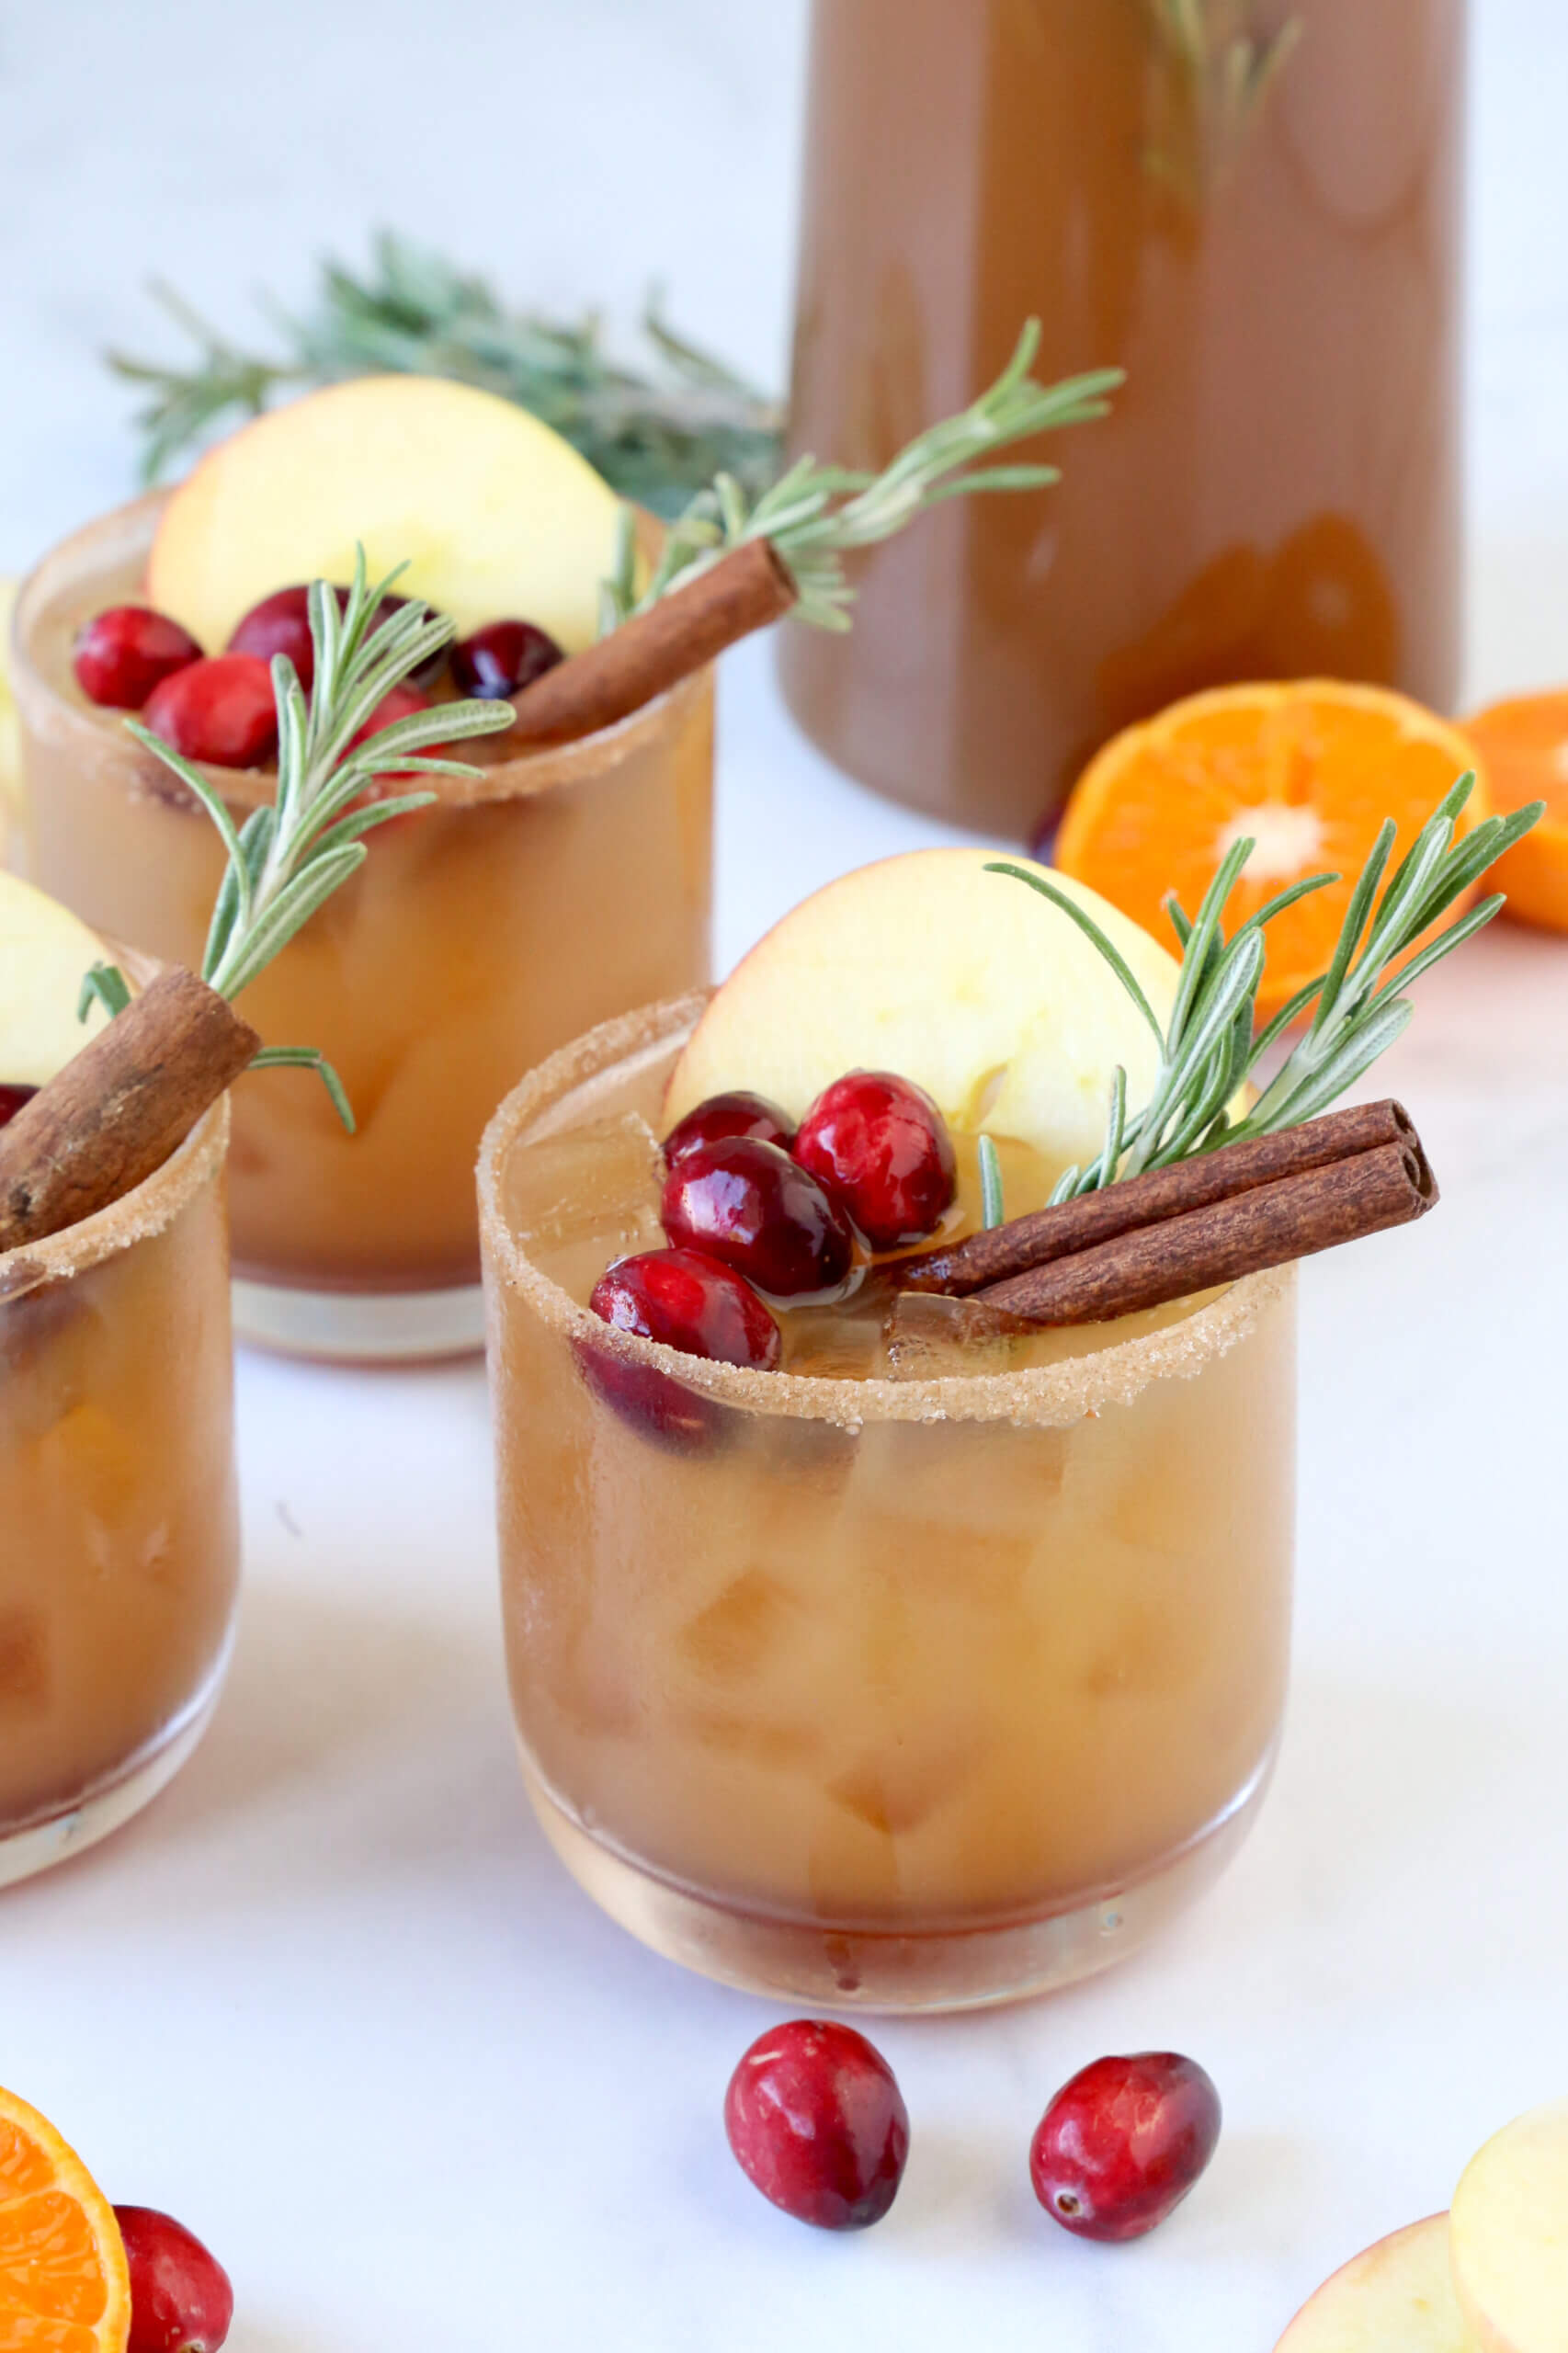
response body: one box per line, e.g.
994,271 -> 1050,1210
0,1106 -> 238,1847
11,495 -> 712,1299
481,997 -> 1297,2007
781,0 -> 1465,837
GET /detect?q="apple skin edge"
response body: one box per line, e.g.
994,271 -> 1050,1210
1274,2214 -> 1479,2353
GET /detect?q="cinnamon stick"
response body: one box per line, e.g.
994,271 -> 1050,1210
506,538 -> 798,746
0,969 -> 259,1251
900,1098 -> 1421,1296
977,1138 -> 1437,1327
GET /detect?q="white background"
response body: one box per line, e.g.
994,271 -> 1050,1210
2,5 -> 1567,2347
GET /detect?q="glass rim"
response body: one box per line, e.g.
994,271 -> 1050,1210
477,989 -> 1293,1430
0,1090 -> 229,1301
10,489 -> 712,817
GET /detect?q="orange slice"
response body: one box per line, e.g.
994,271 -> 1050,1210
1459,689 -> 1568,932
1055,680 -> 1489,1017
0,2087 -> 130,2352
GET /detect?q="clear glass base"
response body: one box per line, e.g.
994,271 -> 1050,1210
0,1647 -> 231,1889
523,1745 -> 1277,2012
233,1277 -> 485,1364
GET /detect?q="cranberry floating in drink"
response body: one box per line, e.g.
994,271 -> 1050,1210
482,790 -> 1533,2006
661,1136 -> 856,1300
142,654 -> 278,768
793,1069 -> 956,1248
73,604 -> 202,710
663,1088 -> 795,1166
450,617 -> 563,699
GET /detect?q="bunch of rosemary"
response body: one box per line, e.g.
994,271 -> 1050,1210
107,234 -> 782,515
82,558 -> 515,1125
989,775 -> 1545,1211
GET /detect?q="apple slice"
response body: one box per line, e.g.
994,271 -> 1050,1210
146,375 -> 623,656
1275,2215 -> 1477,2351
1451,2098 -> 1568,2352
665,849 -> 1182,1176
0,574 -> 21,852
0,870 -> 108,1086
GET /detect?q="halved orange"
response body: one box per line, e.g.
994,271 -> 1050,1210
1054,680 -> 1489,1017
1459,689 -> 1568,932
0,2086 -> 130,2352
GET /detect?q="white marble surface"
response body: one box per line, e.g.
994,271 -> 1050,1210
3,5 -> 1568,2347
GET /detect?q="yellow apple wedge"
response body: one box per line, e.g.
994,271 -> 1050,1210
0,574 -> 21,853
0,871 -> 109,1086
1275,2216 -> 1478,2351
146,375 -> 623,654
1451,2099 -> 1568,2352
664,849 -> 1182,1175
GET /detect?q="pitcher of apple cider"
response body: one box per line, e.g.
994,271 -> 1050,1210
780,0 -> 1466,839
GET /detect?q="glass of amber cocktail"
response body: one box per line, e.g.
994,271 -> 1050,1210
480,995 -> 1296,2011
10,494 -> 713,1361
0,1096 -> 237,1883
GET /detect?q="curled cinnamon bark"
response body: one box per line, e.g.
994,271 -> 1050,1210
900,1100 -> 1422,1296
978,1138 -> 1437,1327
0,969 -> 258,1251
507,538 -> 797,746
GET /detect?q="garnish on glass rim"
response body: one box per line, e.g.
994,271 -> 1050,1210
0,563 -> 513,1252
900,776 -> 1543,1325
108,233 -> 784,513
506,323 -> 1122,747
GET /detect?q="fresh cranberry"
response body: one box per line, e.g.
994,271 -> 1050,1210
725,2020 -> 909,2231
664,1090 -> 796,1167
590,1246 -> 780,1369
1029,2052 -> 1221,2243
793,1071 -> 956,1251
142,655 -> 277,768
0,1084 -> 37,1129
114,2206 -> 233,2352
227,584 -> 445,689
661,1136 -> 854,1300
450,617 -> 563,700
581,1245 -> 778,1450
74,606 -> 203,710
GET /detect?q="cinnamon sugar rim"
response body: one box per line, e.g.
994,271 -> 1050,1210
477,991 -> 1293,1431
11,490 -> 708,815
0,1093 -> 229,1301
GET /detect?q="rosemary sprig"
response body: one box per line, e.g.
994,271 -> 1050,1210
107,233 -> 783,516
988,776 -> 1545,1201
80,558 -> 514,1127
603,323 -> 1122,633
1139,0 -> 1303,201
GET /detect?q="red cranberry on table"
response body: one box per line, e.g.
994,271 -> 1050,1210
661,1136 -> 855,1300
664,1089 -> 796,1168
74,606 -> 203,710
142,655 -> 278,769
1028,2052 -> 1221,2243
0,1084 -> 37,1129
227,584 -> 447,690
725,2019 -> 910,2231
582,1245 -> 778,1451
450,617 -> 563,700
114,2204 -> 233,2353
793,1070 -> 956,1250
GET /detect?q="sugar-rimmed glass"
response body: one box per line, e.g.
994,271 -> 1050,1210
0,1096 -> 237,1884
10,494 -> 713,1362
479,993 -> 1297,2011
